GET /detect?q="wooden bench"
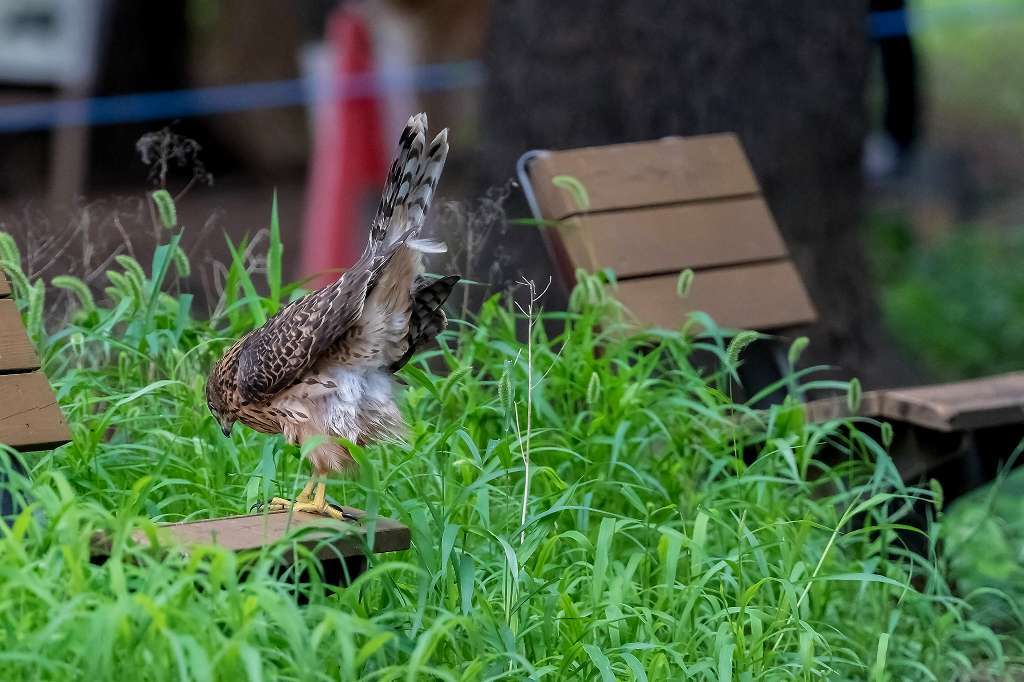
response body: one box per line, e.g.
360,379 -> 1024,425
519,135 -> 817,332
519,136 -> 817,405
0,271 -> 72,517
0,271 -> 410,583
517,136 -> 1024,505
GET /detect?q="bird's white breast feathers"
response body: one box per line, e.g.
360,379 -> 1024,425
272,366 -> 405,448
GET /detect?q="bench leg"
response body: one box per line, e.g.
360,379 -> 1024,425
282,554 -> 369,605
323,554 -> 369,586
0,453 -> 29,523
736,339 -> 790,409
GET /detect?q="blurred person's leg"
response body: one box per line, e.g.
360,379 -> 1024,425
872,0 -> 920,160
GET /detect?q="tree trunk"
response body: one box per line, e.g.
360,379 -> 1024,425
478,0 -> 912,386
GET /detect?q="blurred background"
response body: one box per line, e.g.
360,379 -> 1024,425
0,0 -> 1023,605
4,0 -> 1024,386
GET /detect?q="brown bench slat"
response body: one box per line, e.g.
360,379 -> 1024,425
557,197 -> 787,278
531,134 -> 761,220
884,373 -> 1024,432
0,371 -> 71,451
0,300 -> 41,373
615,260 -> 817,332
142,509 -> 411,560
803,373 -> 1024,432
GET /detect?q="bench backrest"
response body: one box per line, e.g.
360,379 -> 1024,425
524,134 -> 817,332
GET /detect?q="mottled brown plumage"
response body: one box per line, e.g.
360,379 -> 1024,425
205,113 -> 457,519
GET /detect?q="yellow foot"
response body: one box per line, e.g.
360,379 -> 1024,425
255,480 -> 358,522
264,497 -> 356,522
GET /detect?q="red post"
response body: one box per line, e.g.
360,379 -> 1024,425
301,6 -> 388,289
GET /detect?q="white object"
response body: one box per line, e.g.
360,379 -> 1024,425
0,0 -> 105,87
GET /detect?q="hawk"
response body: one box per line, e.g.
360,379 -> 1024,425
205,113 -> 457,520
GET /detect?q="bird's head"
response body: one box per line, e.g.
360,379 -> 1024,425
205,368 -> 236,438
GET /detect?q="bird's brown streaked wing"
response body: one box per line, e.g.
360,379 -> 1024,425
234,230 -> 416,403
235,268 -> 372,404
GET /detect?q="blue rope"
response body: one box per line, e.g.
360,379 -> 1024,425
0,60 -> 485,133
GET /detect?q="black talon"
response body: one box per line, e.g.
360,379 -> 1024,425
327,502 -> 360,523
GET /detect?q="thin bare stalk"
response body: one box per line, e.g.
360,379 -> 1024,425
512,277 -> 551,545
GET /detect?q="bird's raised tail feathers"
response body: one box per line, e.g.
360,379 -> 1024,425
367,113 -> 449,257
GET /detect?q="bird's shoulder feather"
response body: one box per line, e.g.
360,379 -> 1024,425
235,268 -> 372,404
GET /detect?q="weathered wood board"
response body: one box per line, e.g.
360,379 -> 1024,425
0,371 -> 72,450
531,134 -> 761,220
0,299 -> 41,373
135,509 -> 411,560
803,372 -> 1024,432
615,261 -> 816,331
555,198 -> 787,278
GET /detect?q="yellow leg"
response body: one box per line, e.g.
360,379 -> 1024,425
264,478 -> 356,522
260,476 -> 313,511
295,478 -> 316,504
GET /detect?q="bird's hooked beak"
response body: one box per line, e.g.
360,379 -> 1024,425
220,420 -> 234,437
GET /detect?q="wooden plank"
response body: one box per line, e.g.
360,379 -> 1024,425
615,260 -> 817,331
803,373 -> 1024,432
0,371 -> 71,451
531,133 -> 761,220
883,373 -> 1024,432
0,300 -> 41,373
140,510 -> 411,560
556,197 -> 787,278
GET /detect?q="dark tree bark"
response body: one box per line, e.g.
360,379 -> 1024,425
478,0 -> 912,386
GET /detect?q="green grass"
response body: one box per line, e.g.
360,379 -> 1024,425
943,465 -> 1024,633
0,197 -> 1021,680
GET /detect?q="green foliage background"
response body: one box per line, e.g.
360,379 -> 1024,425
869,215 -> 1024,380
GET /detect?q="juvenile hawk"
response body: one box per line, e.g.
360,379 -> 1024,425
206,113 -> 457,520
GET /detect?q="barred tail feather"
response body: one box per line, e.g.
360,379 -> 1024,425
367,113 -> 449,256
367,114 -> 425,250
397,127 -> 448,244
